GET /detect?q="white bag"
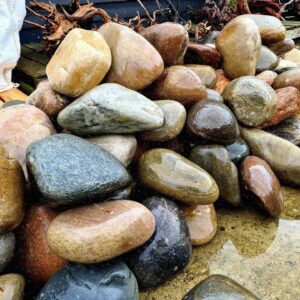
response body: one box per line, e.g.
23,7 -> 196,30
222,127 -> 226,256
0,0 -> 26,92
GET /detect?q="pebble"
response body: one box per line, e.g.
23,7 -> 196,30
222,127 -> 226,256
269,38 -> 295,56
241,128 -> 300,186
214,69 -> 230,93
205,89 -> 223,102
86,134 -> 137,167
46,28 -> 111,97
36,262 -> 139,300
127,196 -> 192,289
57,83 -> 164,136
181,204 -> 217,246
138,148 -> 219,205
256,46 -> 279,73
0,232 -> 15,273
189,145 -> 241,206
99,22 -> 164,90
27,134 -> 131,206
47,200 -> 155,263
284,48 -> 300,68
225,137 -> 250,164
141,22 -> 188,66
256,70 -> 278,85
0,274 -> 25,300
185,64 -> 217,88
273,69 -> 300,90
241,156 -> 284,217
18,205 -> 66,283
141,100 -> 186,142
1,100 -> 25,108
187,100 -> 240,145
222,76 -> 277,127
216,16 -> 261,79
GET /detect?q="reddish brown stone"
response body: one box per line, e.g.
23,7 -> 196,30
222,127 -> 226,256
214,70 -> 230,94
269,38 -> 295,56
259,87 -> 300,129
241,156 -> 284,217
18,205 -> 66,283
256,70 -> 278,86
273,69 -> 300,90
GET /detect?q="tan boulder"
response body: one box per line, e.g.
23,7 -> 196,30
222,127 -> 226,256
0,274 -> 25,300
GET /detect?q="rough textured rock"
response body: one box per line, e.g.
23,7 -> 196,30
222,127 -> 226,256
216,16 -> 261,79
273,69 -> 300,90
189,145 -> 241,206
99,23 -> 163,90
36,262 -> 139,300
269,38 -> 295,56
27,134 -> 131,206
241,156 -> 284,217
256,46 -> 279,73
0,274 -> 25,300
284,48 -> 300,68
205,89 -> 223,102
185,65 -> 217,88
57,83 -> 164,136
0,232 -> 15,273
47,200 -> 155,263
214,69 -> 230,93
46,28 -> 111,97
222,76 -> 277,127
141,100 -> 186,142
141,22 -> 188,66
138,149 -> 219,205
127,196 -> 192,289
225,137 -> 250,164
256,70 -> 278,85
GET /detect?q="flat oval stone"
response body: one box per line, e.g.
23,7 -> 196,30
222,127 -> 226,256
138,149 -> 219,205
216,16 -> 261,79
273,69 -> 300,90
0,232 -> 15,273
1,100 -> 25,108
256,46 -> 279,73
47,29 -> 112,97
27,134 -> 131,206
145,66 -> 207,106
182,274 -> 259,300
241,156 -> 284,217
141,22 -> 188,66
187,100 -> 240,145
0,274 -> 25,300
0,145 -> 24,233
269,38 -> 295,56
185,65 -> 217,88
58,83 -> 164,136
274,58 -> 298,73
36,262 -> 139,300
284,48 -> 300,68
256,70 -> 278,85
223,76 -> 277,127
47,200 -> 155,263
0,105 -> 54,179
86,135 -> 137,167
241,128 -> 300,186
205,89 -> 223,102
99,23 -> 163,90
18,205 -> 66,283
141,100 -> 186,142
127,196 -> 192,289
225,137 -> 250,164
189,145 -> 241,206
181,204 -> 217,246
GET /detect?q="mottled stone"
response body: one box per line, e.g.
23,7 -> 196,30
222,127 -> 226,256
185,65 -> 217,88
216,16 -> 261,79
273,69 -> 300,90
259,87 -> 300,128
187,100 -> 239,145
127,196 -> 192,289
205,89 -> 223,102
145,66 -> 207,106
47,29 -> 111,97
241,156 -> 284,217
86,135 -> 137,167
58,83 -> 164,136
189,145 -> 241,206
183,275 -> 259,300
0,105 -> 54,179
27,80 -> 70,117
214,69 -> 230,94
18,205 -> 66,283
256,46 -> 279,73
0,274 -> 25,300
36,262 -> 138,300
0,232 -> 15,273
47,200 -> 155,263
223,76 -> 277,127
99,23 -> 163,90
141,22 -> 188,66
138,149 -> 219,205
0,146 -> 24,232
256,70 -> 278,85
284,48 -> 300,68
1,100 -> 25,108
269,38 -> 295,56
241,128 -> 300,186
141,100 -> 186,142
181,204 -> 217,246
225,137 -> 250,164
27,134 -> 131,206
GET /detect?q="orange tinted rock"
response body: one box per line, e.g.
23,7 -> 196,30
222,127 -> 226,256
19,205 -> 66,283
214,70 -> 230,94
256,70 -> 278,86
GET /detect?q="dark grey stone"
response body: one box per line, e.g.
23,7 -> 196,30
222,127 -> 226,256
226,137 -> 250,164
0,232 -> 15,273
256,46 -> 279,74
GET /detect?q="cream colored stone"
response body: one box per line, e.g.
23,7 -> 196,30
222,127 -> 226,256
0,274 -> 25,300
284,48 -> 300,68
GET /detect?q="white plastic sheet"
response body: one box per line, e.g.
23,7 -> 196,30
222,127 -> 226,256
0,0 -> 26,92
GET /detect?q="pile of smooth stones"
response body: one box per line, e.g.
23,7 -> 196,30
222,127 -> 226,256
0,12 -> 299,300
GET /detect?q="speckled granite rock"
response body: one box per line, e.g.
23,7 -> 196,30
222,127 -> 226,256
185,65 -> 217,88
256,70 -> 278,85
36,262 -> 139,300
273,69 -> 300,90
58,83 -> 164,136
225,137 -> 250,164
27,134 -> 131,206
205,89 -> 223,102
0,232 -> 15,273
269,38 -> 295,56
127,196 -> 192,289
256,46 -> 279,73
0,273 -> 25,300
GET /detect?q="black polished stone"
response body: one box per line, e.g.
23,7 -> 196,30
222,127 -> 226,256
226,137 -> 250,164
